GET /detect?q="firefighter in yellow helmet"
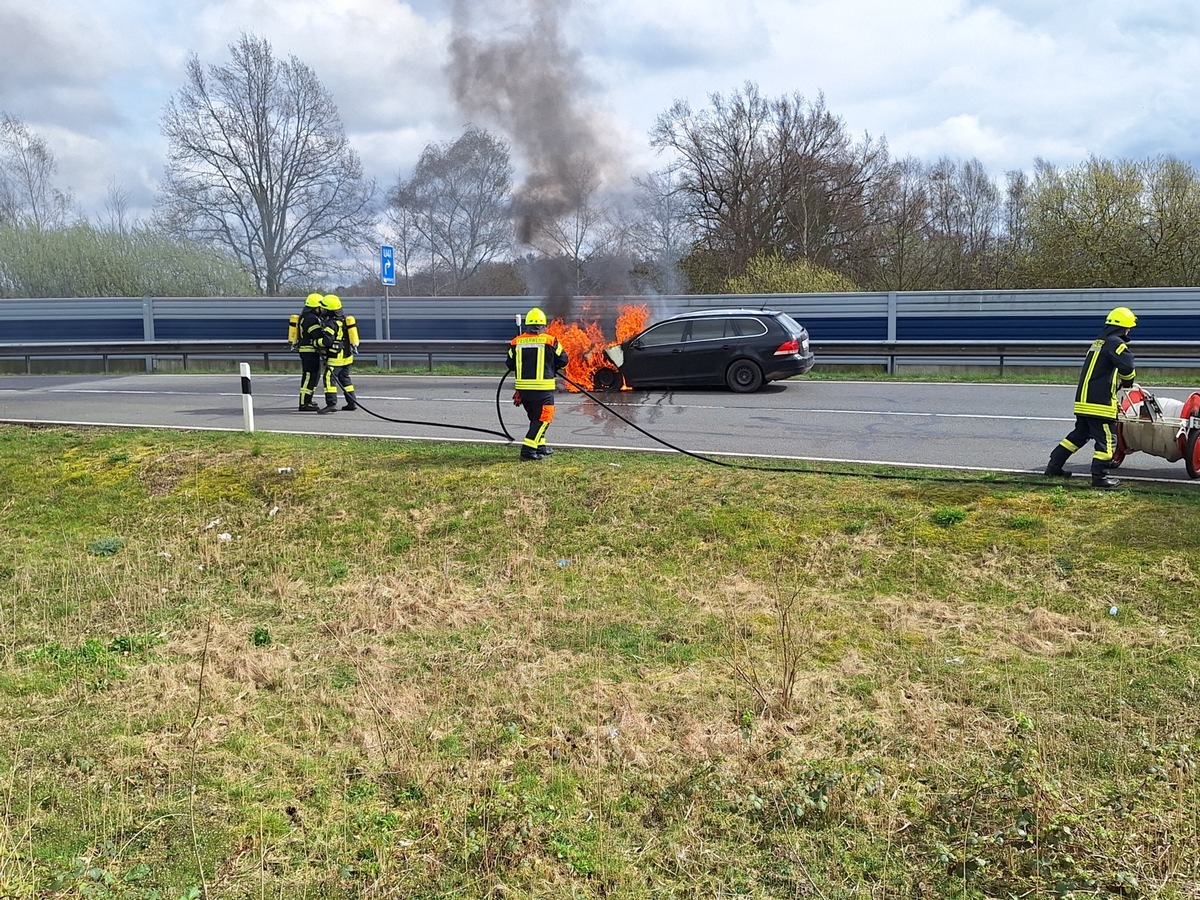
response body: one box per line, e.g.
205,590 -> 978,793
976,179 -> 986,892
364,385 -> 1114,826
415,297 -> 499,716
316,294 -> 360,412
1045,306 -> 1137,489
507,306 -> 568,460
289,293 -> 326,411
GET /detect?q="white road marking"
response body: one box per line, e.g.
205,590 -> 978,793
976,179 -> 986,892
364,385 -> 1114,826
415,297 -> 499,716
1,415 -> 1191,485
15,386 -> 1071,421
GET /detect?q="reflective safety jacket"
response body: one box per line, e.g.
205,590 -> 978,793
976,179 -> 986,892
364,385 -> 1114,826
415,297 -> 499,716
1073,326 -> 1136,418
295,308 -> 325,354
508,330 -> 568,390
320,314 -> 359,366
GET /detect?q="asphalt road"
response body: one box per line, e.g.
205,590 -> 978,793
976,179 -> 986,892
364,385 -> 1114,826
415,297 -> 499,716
1,372 -> 1197,484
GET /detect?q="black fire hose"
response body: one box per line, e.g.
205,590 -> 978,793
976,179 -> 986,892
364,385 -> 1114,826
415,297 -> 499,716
339,374 -> 516,442
555,374 -> 1189,490
556,372 -> 897,480
326,373 -> 1187,493
558,373 -> 774,471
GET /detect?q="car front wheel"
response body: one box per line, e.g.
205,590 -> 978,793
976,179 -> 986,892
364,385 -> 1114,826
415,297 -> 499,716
726,359 -> 764,393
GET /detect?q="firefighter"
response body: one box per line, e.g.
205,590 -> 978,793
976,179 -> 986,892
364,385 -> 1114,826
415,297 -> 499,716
290,293 -> 326,411
316,294 -> 360,413
508,306 -> 568,461
1045,306 -> 1137,489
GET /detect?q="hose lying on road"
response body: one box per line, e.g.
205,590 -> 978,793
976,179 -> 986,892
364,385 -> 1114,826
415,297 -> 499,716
345,372 -> 1188,493
339,373 -> 515,442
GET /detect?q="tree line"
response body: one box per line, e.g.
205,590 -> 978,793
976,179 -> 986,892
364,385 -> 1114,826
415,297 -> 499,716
3,35 -> 1199,299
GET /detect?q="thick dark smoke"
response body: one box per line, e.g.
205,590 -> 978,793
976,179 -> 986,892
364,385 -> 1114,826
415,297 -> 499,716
448,0 -> 623,311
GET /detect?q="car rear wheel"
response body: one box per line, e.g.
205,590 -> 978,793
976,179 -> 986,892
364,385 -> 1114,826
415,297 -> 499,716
726,359 -> 763,393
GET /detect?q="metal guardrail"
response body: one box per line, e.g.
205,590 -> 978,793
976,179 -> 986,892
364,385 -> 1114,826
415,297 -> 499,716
0,340 -> 509,374
0,339 -> 1196,375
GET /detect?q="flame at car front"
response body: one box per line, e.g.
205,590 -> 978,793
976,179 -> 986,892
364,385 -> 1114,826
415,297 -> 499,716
546,303 -> 648,391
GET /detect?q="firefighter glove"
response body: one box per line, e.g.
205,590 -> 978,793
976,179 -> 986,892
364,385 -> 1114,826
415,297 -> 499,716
512,390 -> 522,407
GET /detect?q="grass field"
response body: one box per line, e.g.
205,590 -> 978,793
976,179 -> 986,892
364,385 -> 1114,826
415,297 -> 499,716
0,424 -> 1197,899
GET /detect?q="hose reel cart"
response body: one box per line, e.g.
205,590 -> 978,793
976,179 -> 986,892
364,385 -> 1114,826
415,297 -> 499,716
1111,386 -> 1200,479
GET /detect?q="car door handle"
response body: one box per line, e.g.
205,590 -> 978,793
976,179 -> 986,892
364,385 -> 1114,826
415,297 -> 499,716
670,348 -> 684,353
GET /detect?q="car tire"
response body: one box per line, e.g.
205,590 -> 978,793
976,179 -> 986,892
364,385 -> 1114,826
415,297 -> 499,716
592,368 -> 622,392
725,359 -> 763,393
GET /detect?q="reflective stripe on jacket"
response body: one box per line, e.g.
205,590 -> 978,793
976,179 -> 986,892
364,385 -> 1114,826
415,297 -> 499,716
1073,328 -> 1135,418
297,309 -> 325,353
321,315 -> 359,366
508,332 -> 568,390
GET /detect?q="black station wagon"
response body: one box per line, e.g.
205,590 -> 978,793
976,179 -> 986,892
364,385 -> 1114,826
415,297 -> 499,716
602,308 -> 815,392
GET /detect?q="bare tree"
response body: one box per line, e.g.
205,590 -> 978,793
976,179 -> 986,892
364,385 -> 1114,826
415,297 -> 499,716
993,168 -> 1032,286
866,156 -> 935,290
387,126 -> 513,295
384,202 -> 423,296
1137,156 -> 1200,285
98,178 -> 134,234
922,157 -> 1003,288
0,113 -> 73,230
626,163 -> 695,294
156,33 -> 375,294
651,82 -> 892,284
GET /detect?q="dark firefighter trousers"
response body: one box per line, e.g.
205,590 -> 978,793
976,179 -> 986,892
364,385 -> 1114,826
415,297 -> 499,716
518,389 -> 555,453
1055,414 -> 1118,477
323,363 -> 355,407
299,351 -> 323,405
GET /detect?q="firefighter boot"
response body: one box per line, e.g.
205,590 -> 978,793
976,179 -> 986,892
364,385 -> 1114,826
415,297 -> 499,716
298,402 -> 320,412
1091,463 -> 1120,489
1044,445 -> 1072,478
535,447 -> 554,459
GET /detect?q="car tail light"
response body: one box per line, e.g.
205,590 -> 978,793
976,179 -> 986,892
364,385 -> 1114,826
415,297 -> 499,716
774,338 -> 800,355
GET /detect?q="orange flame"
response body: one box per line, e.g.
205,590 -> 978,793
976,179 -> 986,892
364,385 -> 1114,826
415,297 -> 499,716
548,303 -> 649,391
616,304 -> 649,342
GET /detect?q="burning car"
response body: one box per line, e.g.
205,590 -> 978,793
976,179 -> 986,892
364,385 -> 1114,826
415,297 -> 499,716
599,308 -> 815,392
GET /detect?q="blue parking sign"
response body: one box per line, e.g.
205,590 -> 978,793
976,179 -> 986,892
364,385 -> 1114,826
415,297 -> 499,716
380,245 -> 395,286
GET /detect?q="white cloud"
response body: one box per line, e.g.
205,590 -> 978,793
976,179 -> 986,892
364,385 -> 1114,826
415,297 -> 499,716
1,0 -> 1198,227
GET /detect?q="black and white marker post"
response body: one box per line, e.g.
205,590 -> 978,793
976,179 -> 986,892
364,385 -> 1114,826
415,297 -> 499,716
239,363 -> 255,433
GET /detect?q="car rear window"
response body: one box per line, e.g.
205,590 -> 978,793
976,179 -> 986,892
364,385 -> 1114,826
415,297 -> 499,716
776,313 -> 807,337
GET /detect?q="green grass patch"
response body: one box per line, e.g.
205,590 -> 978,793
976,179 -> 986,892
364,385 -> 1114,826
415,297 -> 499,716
0,424 -> 1197,898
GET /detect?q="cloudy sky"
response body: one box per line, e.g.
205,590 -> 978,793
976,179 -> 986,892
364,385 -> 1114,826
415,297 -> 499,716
4,0 -> 1199,224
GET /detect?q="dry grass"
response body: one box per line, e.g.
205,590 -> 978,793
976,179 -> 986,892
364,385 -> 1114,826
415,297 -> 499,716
1,426 -> 1197,898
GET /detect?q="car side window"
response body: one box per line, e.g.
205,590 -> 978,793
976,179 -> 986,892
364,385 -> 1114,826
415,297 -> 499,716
687,318 -> 728,342
636,321 -> 688,347
730,317 -> 768,337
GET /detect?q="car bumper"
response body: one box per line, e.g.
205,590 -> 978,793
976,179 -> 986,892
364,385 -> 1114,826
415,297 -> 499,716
765,353 -> 815,380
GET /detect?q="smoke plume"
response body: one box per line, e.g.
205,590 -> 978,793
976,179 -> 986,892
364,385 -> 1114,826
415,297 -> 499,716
448,0 -> 624,307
